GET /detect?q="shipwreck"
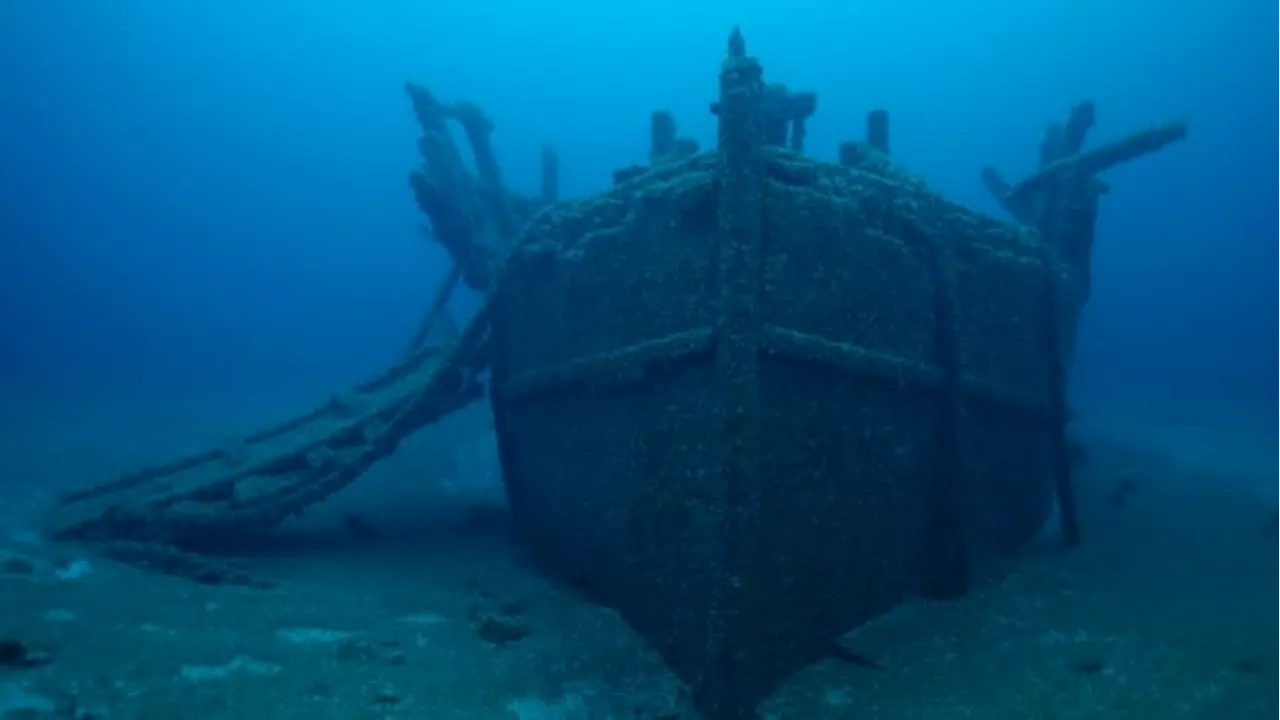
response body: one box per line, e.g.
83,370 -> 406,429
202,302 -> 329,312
49,29 -> 1187,719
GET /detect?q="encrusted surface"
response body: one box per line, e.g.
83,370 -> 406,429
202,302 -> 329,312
488,47 -> 1077,720
42,27 -> 1190,720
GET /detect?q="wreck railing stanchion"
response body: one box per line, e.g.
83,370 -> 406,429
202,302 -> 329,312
786,92 -> 816,153
538,144 -> 559,207
835,109 -> 890,168
649,110 -> 677,161
647,110 -> 701,164
866,108 -> 891,156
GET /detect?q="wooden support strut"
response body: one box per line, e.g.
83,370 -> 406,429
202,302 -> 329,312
449,100 -> 520,244
1038,247 -> 1081,547
52,88 -> 532,555
866,108 -> 890,155
406,83 -> 496,291
978,102 -> 1188,549
981,105 -> 1187,320
1004,121 -> 1187,210
650,110 -> 677,161
917,210 -> 969,599
403,87 -> 547,361
403,263 -> 462,356
539,144 -> 559,206
704,25 -> 767,720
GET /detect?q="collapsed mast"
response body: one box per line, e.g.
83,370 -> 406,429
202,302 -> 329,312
47,27 -> 1185,720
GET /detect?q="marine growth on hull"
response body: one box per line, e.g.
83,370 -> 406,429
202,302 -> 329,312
46,27 -> 1187,720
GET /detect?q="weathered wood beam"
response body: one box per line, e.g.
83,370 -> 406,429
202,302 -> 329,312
789,92 -> 817,152
1059,101 -> 1096,158
980,166 -> 1033,224
449,100 -> 519,244
650,110 -> 677,161
1005,121 -> 1187,209
539,144 -> 559,206
403,263 -> 462,356
1038,123 -> 1064,169
866,108 -> 890,155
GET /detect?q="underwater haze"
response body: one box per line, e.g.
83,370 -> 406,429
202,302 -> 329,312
0,2 -> 1277,718
0,1 -> 1274,434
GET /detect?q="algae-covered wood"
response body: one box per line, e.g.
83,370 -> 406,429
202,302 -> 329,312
488,33 -> 1079,719
43,25 -> 1186,720
492,156 -> 727,692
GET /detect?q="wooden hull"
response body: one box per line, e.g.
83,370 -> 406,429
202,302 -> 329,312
488,144 -> 1078,717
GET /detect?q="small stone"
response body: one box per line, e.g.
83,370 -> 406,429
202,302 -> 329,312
0,556 -> 35,576
474,614 -> 529,646
276,627 -> 357,645
53,559 -> 93,581
466,592 -> 532,646
336,639 -> 376,662
0,638 -> 52,669
303,680 -> 335,699
397,612 -> 446,627
1070,657 -> 1106,676
499,597 -> 530,616
179,655 -> 280,682
369,686 -> 401,705
1233,655 -> 1263,675
49,692 -> 78,716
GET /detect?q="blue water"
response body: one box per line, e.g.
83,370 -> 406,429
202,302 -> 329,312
1,1 -> 1273,427
0,2 -> 1274,717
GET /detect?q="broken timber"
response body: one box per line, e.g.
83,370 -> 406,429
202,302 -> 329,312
51,312 -> 491,546
47,28 -> 1189,720
49,82 -> 552,550
981,101 -> 1187,301
979,102 -> 1187,548
1005,120 -> 1187,209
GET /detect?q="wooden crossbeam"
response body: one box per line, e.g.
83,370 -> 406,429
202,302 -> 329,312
1005,121 -> 1187,209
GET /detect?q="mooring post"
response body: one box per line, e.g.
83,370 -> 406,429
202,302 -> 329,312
837,141 -> 860,168
707,24 -> 767,720
788,91 -> 817,153
650,110 -> 677,162
539,144 -> 559,206
866,108 -> 890,155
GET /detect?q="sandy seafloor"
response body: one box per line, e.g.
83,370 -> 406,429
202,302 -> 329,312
0,398 -> 1274,719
